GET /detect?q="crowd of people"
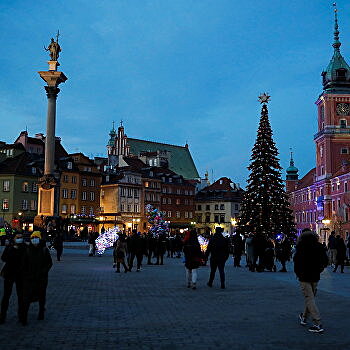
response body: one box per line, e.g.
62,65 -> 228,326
1,223 -> 350,333
0,230 -> 52,325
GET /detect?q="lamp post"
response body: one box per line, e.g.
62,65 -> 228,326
231,218 -> 237,234
321,219 -> 331,243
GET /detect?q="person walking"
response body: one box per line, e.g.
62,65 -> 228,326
232,233 -> 244,267
155,233 -> 167,265
0,233 -> 26,324
333,235 -> 346,273
146,232 -> 155,265
293,229 -> 328,333
245,233 -> 255,271
328,230 -> 337,266
114,235 -> 128,273
205,227 -> 230,289
276,235 -> 291,272
128,230 -> 145,272
53,232 -> 64,261
20,231 -> 53,325
183,230 -> 202,290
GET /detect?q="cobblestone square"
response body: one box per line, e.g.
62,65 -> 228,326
1,245 -> 350,350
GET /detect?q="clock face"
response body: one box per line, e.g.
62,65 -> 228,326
336,103 -> 350,116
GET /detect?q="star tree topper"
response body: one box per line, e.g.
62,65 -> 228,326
258,93 -> 271,104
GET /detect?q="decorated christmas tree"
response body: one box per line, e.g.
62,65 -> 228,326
238,93 -> 295,238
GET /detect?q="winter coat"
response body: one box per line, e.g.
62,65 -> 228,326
205,233 -> 230,262
276,239 -> 291,262
53,235 -> 63,250
128,234 -> 145,255
245,237 -> 255,260
328,234 -> 336,249
293,233 -> 328,282
22,244 -> 53,302
232,234 -> 244,255
1,244 -> 26,279
335,237 -> 347,261
183,238 -> 202,270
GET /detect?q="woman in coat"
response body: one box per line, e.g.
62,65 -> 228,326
114,235 -> 128,273
183,230 -> 202,289
334,235 -> 346,273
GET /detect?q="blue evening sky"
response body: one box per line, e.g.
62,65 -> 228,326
1,0 -> 349,186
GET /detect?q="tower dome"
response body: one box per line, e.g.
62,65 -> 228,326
286,151 -> 298,181
322,4 -> 350,93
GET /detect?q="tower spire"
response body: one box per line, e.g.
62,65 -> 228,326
289,147 -> 295,167
333,3 -> 341,52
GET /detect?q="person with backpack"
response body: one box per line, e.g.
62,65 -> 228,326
183,230 -> 202,290
293,229 -> 328,333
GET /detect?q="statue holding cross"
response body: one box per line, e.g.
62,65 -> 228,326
44,31 -> 61,61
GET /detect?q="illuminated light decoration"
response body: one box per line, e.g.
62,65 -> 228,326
95,227 -> 120,255
198,235 -> 209,252
145,204 -> 169,237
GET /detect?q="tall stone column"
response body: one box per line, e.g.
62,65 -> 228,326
36,58 -> 67,222
44,86 -> 59,175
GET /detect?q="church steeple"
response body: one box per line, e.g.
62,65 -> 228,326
286,150 -> 298,181
322,3 -> 350,93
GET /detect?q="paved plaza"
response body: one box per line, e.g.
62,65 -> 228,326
0,245 -> 350,350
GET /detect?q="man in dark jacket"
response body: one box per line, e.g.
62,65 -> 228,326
20,231 -> 53,325
232,233 -> 244,267
0,233 -> 26,324
128,230 -> 145,271
293,230 -> 328,333
53,232 -> 64,261
205,227 -> 230,289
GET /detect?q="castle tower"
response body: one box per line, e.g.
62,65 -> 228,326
315,4 -> 350,180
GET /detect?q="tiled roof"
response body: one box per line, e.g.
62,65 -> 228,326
201,177 -> 237,191
295,168 -> 316,190
0,152 -> 39,176
127,138 -> 199,180
197,177 -> 244,201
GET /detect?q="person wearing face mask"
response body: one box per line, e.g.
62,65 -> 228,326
20,231 -> 52,325
0,233 -> 25,324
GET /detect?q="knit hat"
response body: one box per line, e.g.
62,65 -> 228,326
31,231 -> 42,239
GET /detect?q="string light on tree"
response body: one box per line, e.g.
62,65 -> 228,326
238,94 -> 295,238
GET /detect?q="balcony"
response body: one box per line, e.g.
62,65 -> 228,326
314,126 -> 350,140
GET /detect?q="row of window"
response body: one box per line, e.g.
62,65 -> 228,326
145,193 -> 160,202
166,211 -> 193,219
61,205 -> 96,216
2,181 -> 38,193
162,198 -> 193,205
144,181 -> 160,189
293,182 -> 350,204
1,199 -> 37,211
61,189 -> 96,201
197,213 -> 226,223
120,187 -> 140,198
161,188 -> 194,195
197,203 -> 240,211
120,204 -> 140,213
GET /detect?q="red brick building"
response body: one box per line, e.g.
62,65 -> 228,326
287,12 -> 350,242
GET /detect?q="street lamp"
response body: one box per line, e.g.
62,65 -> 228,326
231,218 -> 237,234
